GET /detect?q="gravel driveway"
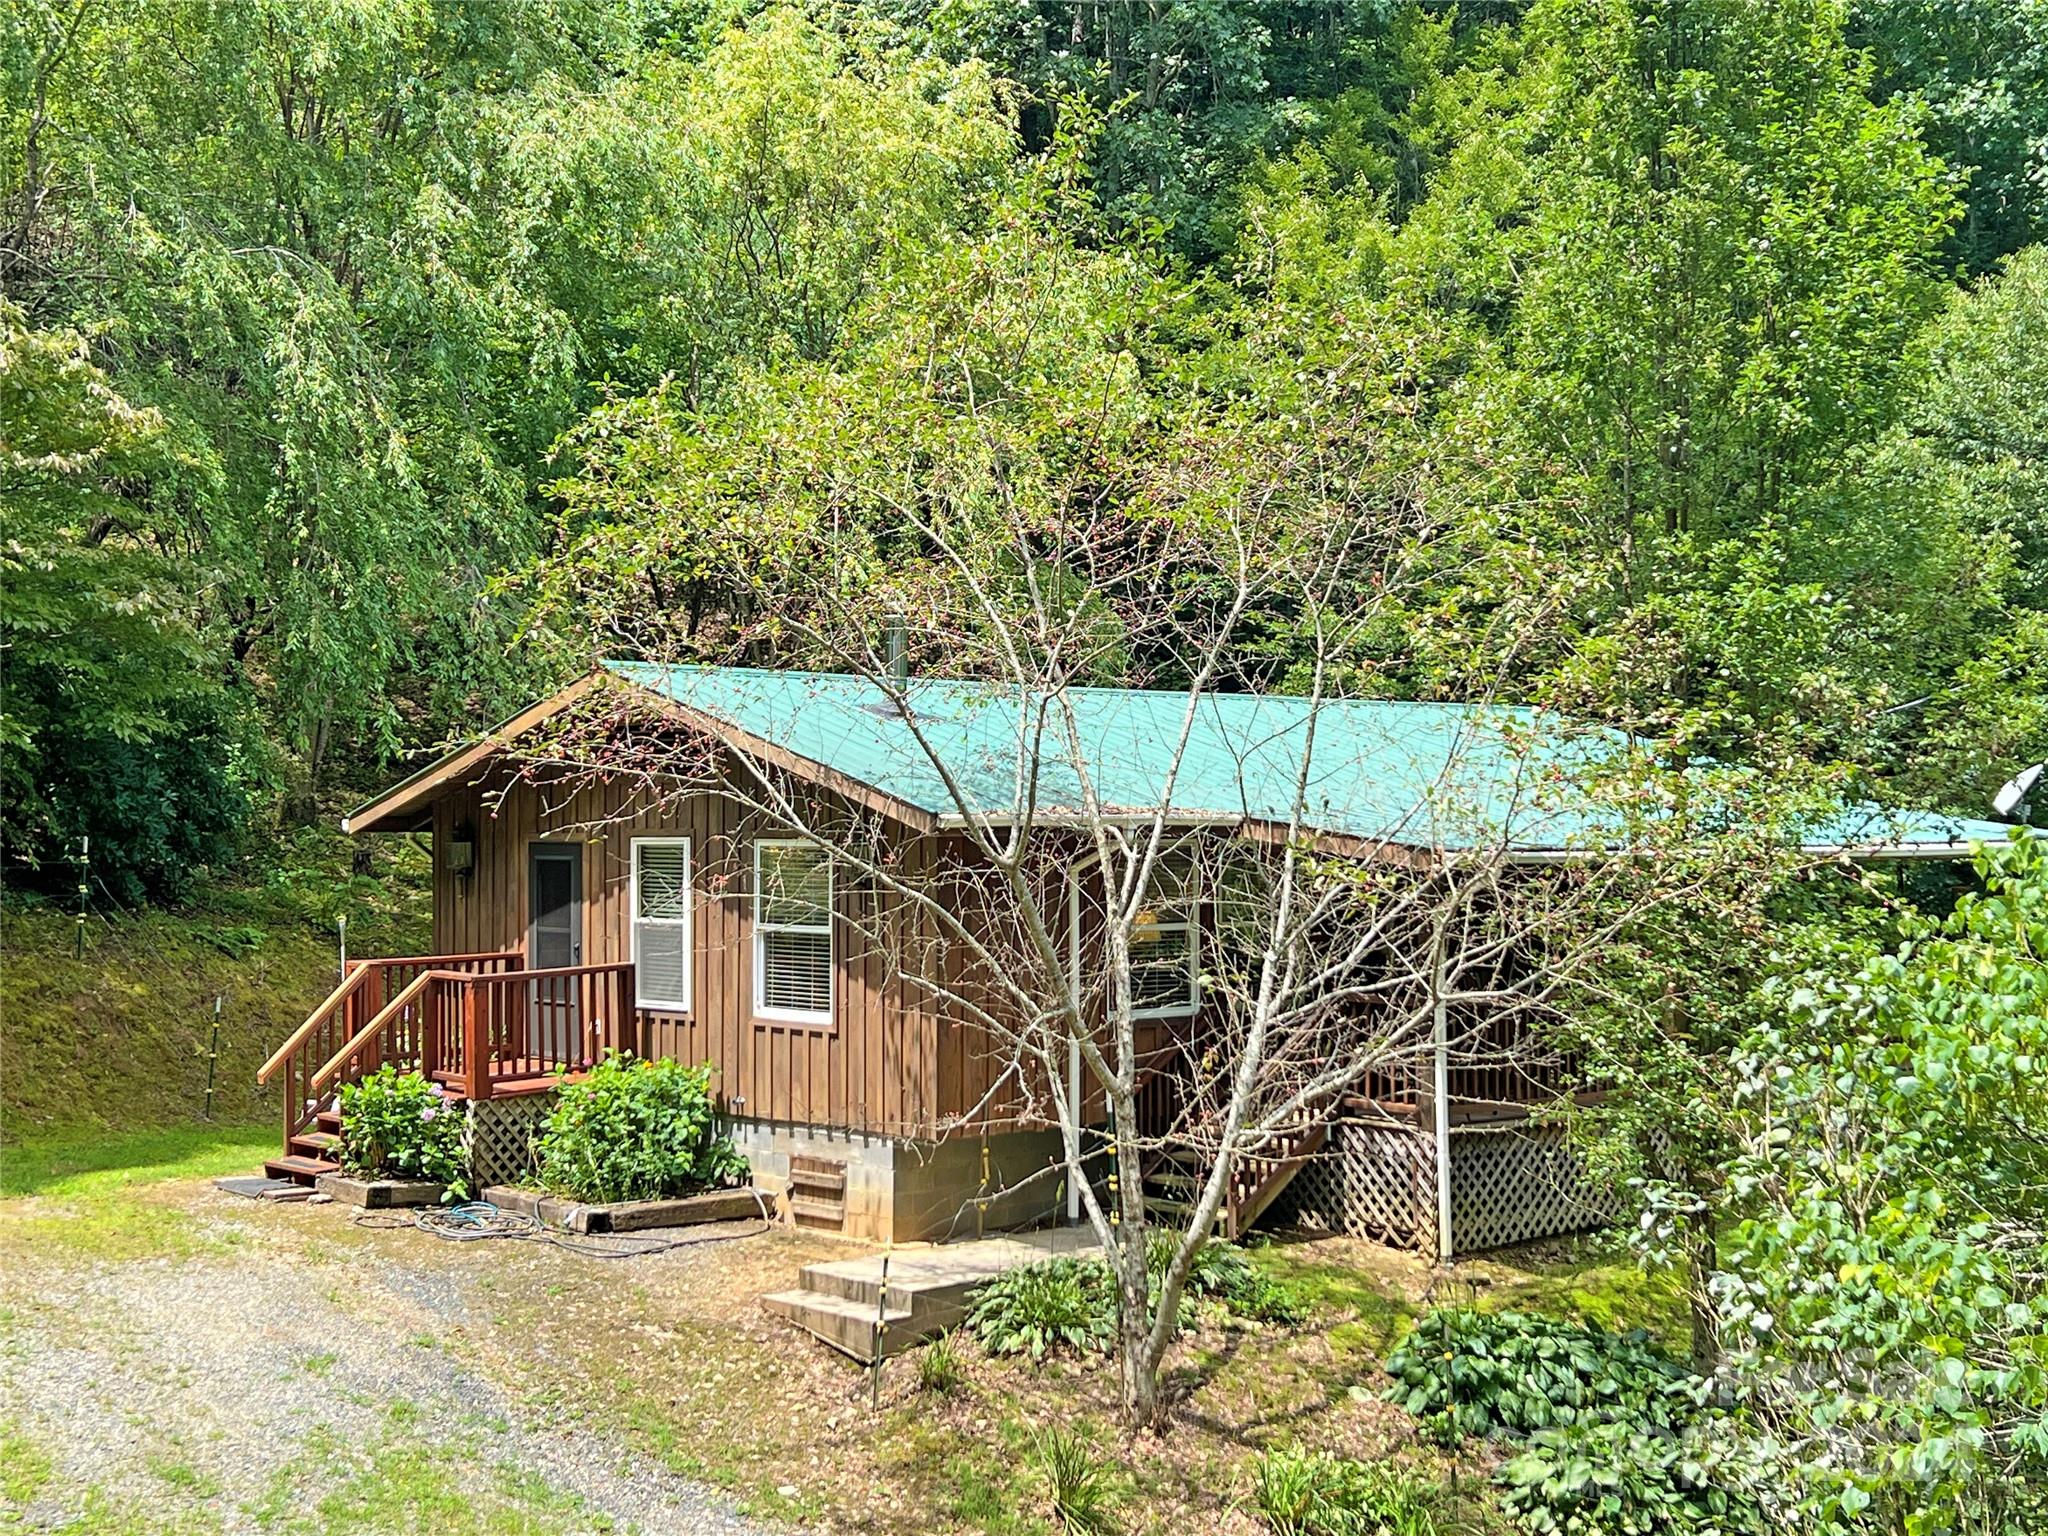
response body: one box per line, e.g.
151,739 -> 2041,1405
0,1183 -> 837,1535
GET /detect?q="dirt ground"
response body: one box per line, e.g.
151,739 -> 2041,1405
0,1139 -> 1673,1535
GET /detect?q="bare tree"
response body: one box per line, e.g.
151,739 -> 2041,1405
511,365 -> 1784,1425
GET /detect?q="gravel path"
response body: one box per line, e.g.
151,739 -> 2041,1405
0,1198 -> 777,1535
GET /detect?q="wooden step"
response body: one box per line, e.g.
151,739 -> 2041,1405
315,1109 -> 342,1133
289,1130 -> 342,1156
265,1154 -> 340,1185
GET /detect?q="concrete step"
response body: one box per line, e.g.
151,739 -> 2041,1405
762,1290 -> 922,1362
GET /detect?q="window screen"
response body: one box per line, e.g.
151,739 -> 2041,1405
632,839 -> 692,1011
754,841 -> 833,1022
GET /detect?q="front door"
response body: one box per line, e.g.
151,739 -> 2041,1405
526,844 -> 583,1066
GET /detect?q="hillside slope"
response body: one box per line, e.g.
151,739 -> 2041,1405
2,831 -> 430,1140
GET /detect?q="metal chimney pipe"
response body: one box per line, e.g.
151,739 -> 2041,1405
884,615 -> 908,685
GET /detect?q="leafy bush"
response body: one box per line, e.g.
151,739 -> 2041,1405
534,1054 -> 746,1203
1036,1425 -> 1119,1535
1498,1420 -> 1766,1536
916,1330 -> 966,1395
1251,1446 -> 1442,1536
339,1065 -> 466,1194
1383,1309 -> 1692,1442
967,1257 -> 1115,1359
1151,1234 -> 1309,1325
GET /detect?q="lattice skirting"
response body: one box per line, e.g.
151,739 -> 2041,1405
1446,1121 -> 1615,1254
1272,1118 -> 1613,1256
465,1095 -> 554,1189
1274,1121 -> 1438,1252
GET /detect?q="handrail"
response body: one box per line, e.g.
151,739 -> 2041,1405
258,965 -> 374,1084
309,969 -> 445,1092
487,961 -> 632,982
370,948 -> 524,969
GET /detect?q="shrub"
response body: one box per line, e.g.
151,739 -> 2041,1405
338,1065 -> 466,1195
967,1258 -> 1116,1359
1498,1420 -> 1766,1536
534,1053 -> 746,1203
1383,1309 -> 1692,1442
916,1330 -> 966,1395
1036,1425 -> 1119,1535
1251,1446 -> 1441,1536
1150,1234 -> 1309,1325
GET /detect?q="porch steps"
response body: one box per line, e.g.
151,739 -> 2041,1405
264,1153 -> 341,1184
763,1230 -> 1103,1364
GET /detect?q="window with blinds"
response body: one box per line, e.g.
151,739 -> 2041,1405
1128,857 -> 1200,1018
631,838 -> 692,1011
753,840 -> 833,1023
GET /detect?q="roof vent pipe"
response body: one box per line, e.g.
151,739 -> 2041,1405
884,615 -> 908,686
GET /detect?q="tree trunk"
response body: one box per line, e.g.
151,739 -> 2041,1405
1680,1198 -> 1719,1370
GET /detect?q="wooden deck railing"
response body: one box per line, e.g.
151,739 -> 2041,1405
260,949 -> 640,1160
259,950 -> 523,1149
278,958 -> 639,1127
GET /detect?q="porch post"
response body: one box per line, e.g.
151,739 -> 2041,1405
463,980 -> 489,1101
1430,924 -> 1453,1263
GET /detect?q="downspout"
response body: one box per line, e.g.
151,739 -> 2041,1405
1065,852 -> 1101,1223
1431,924 -> 1453,1263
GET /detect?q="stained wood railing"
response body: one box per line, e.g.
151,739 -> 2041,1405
259,950 -> 523,1150
275,958 -> 639,1138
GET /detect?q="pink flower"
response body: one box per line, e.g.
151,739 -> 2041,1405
421,1105 -> 438,1121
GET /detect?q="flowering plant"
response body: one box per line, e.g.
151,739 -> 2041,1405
338,1064 -> 467,1196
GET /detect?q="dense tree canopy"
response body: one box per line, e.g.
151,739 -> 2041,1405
3,0 -> 2043,871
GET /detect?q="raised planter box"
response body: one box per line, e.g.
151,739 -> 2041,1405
482,1183 -> 763,1234
314,1173 -> 446,1209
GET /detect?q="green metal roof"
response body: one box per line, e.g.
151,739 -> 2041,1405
604,661 -> 2020,857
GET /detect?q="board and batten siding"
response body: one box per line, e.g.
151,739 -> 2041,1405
428,764 -> 948,1138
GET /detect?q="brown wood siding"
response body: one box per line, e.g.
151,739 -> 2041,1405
429,764 -> 945,1138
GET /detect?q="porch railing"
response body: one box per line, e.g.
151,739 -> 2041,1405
259,950 -> 523,1149
259,952 -> 637,1155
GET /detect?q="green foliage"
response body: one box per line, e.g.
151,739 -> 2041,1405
1717,831 -> 2048,1528
1250,1446 -> 1442,1536
1383,1309 -> 1693,1442
338,1066 -> 466,1195
1498,1420 -> 1767,1536
966,1257 -> 1116,1360
1034,1424 -> 1119,1536
914,1330 -> 966,1395
1151,1232 -> 1308,1324
533,1054 -> 745,1204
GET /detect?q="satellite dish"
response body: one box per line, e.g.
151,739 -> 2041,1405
1993,761 -> 2045,819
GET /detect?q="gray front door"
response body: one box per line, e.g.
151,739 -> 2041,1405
526,844 -> 583,1065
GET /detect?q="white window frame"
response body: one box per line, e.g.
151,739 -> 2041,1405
630,836 -> 693,1014
752,839 -> 834,1026
1128,915 -> 1201,1019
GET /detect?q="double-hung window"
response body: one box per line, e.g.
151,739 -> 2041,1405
754,840 -> 833,1024
630,838 -> 693,1012
1128,861 -> 1200,1019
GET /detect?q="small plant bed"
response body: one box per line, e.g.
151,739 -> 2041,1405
964,1234 -> 1308,1360
336,1063 -> 465,1200
527,1053 -> 748,1204
481,1182 -> 762,1233
313,1171 -> 446,1209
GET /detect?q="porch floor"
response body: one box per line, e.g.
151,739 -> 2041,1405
764,1226 -> 1102,1361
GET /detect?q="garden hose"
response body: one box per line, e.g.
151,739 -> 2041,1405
350,1191 -> 775,1258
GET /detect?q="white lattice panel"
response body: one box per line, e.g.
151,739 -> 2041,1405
1446,1122 -> 1613,1253
1274,1120 -> 1437,1252
465,1094 -> 554,1189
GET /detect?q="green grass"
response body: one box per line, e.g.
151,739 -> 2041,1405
1251,1241 -> 1419,1360
0,1422 -> 52,1508
1,823 -> 429,1144
0,1122 -> 275,1199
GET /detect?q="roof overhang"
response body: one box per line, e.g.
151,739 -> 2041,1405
342,668 -> 942,837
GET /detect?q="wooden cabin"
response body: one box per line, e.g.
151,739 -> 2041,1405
258,663 -> 2016,1252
